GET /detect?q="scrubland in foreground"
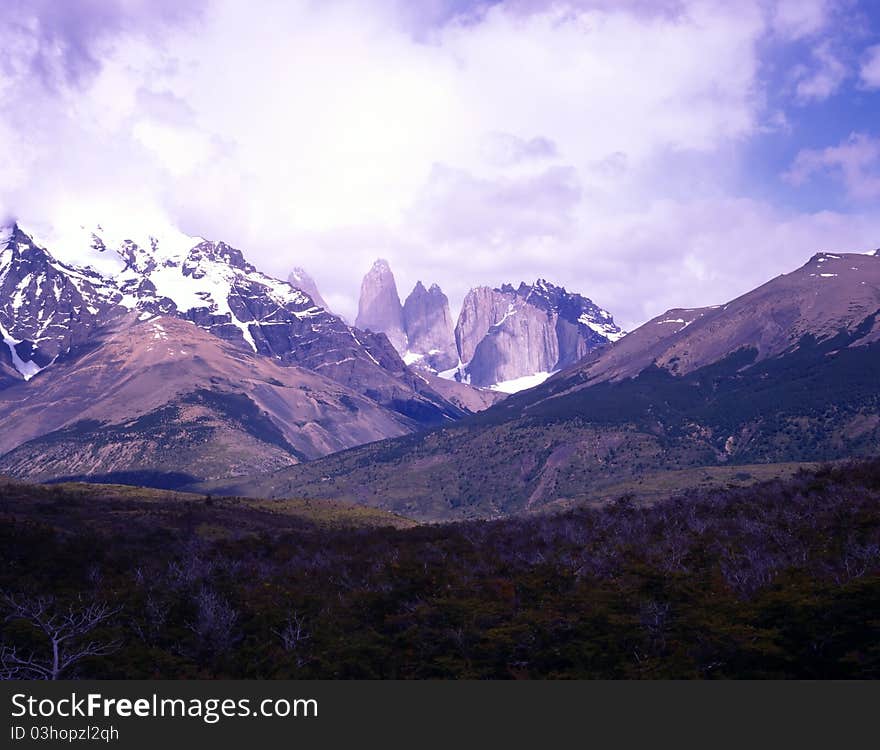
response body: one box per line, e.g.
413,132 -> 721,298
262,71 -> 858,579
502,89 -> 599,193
1,461 -> 878,679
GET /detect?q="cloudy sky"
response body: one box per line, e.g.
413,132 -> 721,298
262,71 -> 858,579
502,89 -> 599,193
2,0 -> 880,328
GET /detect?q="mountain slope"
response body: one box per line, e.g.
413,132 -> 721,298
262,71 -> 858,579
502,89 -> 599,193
209,250 -> 880,521
558,251 -> 880,387
0,313 -> 416,485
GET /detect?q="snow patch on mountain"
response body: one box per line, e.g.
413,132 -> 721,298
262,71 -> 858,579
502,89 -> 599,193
579,313 -> 625,342
438,360 -> 467,383
0,319 -> 46,380
490,371 -> 554,394
33,221 -> 201,276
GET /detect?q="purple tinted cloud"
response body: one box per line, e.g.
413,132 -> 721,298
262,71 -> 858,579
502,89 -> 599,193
0,0 -> 204,88
506,0 -> 685,13
410,163 -> 581,243
390,0 -> 687,38
482,133 -> 559,166
2,0 -> 880,333
785,132 -> 880,200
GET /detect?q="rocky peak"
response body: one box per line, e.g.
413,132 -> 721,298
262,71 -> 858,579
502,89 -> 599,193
3,223 -> 30,248
1,224 -> 56,269
0,228 -> 125,380
186,240 -> 253,273
355,258 -> 407,353
402,280 -> 457,372
453,278 -> 623,388
288,266 -> 329,310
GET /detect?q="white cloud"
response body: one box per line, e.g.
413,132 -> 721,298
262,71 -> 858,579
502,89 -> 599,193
772,0 -> 835,40
567,198 -> 880,328
785,133 -> 880,201
793,41 -> 847,103
132,121 -> 214,176
1,0 -> 876,330
384,192 -> 880,331
860,44 -> 880,89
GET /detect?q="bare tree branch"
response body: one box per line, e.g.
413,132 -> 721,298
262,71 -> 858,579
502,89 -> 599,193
1,592 -> 122,680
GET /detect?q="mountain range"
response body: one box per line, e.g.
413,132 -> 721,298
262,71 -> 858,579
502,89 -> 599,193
2,220 -> 879,520
208,249 -> 880,520
0,223 -> 476,484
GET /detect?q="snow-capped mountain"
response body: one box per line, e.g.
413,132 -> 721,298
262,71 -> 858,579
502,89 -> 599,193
0,225 -> 123,381
0,223 -> 465,426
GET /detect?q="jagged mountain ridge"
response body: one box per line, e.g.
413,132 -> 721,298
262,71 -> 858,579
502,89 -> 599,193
350,256 -> 625,390
0,225 -> 126,378
0,224 -> 465,427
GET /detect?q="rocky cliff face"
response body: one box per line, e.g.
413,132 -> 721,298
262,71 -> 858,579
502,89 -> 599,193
402,281 -> 457,372
455,279 -> 624,388
455,287 -> 513,366
287,267 -> 329,311
351,260 -> 624,391
355,259 -> 407,353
